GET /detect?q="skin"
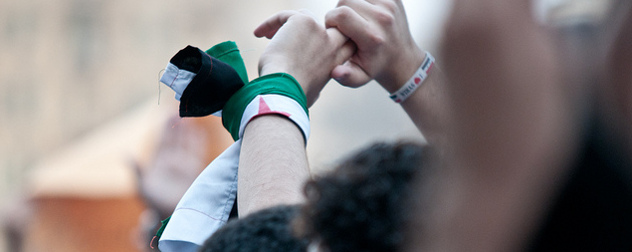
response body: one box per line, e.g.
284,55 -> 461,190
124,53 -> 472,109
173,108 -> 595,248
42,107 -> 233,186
419,1 -> 574,250
603,3 -> 632,155
328,0 -> 574,251
254,10 -> 355,107
240,1 -> 629,250
325,0 -> 451,145
237,10 -> 354,216
325,0 -> 424,90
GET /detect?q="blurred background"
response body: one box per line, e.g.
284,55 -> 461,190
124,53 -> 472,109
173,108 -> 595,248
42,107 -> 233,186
0,0 -> 612,251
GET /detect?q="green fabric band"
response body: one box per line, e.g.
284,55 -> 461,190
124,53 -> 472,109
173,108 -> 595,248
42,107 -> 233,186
206,41 -> 249,84
222,73 -> 309,141
151,216 -> 171,248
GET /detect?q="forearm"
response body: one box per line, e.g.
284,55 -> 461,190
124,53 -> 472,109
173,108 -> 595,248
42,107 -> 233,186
398,64 -> 451,146
238,115 -> 309,216
236,10 -> 352,217
376,47 -> 451,146
416,2 -> 573,251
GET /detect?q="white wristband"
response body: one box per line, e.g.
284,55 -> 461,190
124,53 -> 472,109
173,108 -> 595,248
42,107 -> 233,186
239,94 -> 310,142
389,52 -> 435,103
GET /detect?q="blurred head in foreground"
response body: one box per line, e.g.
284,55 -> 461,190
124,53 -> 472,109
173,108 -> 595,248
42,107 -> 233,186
200,204 -> 308,252
297,142 -> 428,252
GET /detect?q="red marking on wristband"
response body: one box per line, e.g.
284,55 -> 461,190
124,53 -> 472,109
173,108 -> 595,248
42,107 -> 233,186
150,236 -> 158,249
427,62 -> 434,73
258,97 -> 290,117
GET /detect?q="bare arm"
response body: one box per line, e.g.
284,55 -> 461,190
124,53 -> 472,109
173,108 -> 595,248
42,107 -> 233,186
237,10 -> 353,216
327,0 -> 575,251
238,115 -> 309,215
325,0 -> 451,145
398,66 -> 451,145
410,1 -> 574,251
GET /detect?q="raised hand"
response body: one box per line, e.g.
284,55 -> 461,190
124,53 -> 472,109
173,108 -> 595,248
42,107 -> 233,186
325,0 -> 424,92
254,10 -> 355,107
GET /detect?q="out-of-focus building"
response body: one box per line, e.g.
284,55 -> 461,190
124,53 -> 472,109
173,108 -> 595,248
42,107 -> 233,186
0,0 -> 293,250
0,0 -> 293,202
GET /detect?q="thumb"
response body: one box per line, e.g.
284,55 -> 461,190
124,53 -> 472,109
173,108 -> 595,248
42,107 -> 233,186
332,61 -> 372,88
254,10 -> 298,39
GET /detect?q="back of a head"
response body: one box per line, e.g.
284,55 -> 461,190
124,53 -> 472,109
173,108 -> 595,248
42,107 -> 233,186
200,204 -> 308,252
298,142 -> 427,252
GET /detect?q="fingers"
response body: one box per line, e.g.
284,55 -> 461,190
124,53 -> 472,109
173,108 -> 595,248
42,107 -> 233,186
325,27 -> 364,86
341,0 -> 401,13
336,0 -> 377,11
326,6 -> 378,46
254,9 -> 318,39
331,61 -> 372,88
255,7 -> 371,89
326,3 -> 376,88
254,10 -> 298,39
335,39 -> 356,66
326,27 -> 351,50
367,0 -> 402,12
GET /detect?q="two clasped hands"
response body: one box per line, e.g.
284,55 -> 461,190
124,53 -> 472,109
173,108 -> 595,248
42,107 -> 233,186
254,0 -> 426,107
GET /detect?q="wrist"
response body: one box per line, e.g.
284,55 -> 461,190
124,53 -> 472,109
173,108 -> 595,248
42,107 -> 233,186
259,62 -> 322,107
222,73 -> 309,141
378,47 -> 426,93
389,51 -> 435,103
259,57 -> 290,78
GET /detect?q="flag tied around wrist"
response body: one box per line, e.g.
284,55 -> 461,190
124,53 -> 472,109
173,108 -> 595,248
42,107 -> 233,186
156,42 -> 309,252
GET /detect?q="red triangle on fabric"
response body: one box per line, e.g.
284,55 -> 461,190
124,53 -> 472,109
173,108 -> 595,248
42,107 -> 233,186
258,97 -> 291,117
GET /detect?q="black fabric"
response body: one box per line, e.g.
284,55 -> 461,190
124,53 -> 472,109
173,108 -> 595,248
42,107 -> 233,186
170,46 -> 245,117
528,119 -> 632,251
228,196 -> 238,220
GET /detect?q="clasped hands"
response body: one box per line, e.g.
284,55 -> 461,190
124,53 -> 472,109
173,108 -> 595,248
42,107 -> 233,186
255,0 -> 425,107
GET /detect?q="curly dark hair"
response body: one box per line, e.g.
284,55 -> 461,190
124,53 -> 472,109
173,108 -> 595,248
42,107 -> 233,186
200,204 -> 308,252
297,141 -> 427,252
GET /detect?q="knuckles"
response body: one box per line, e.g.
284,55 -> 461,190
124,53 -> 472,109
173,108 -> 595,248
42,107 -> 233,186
366,29 -> 386,47
380,0 -> 399,15
326,6 -> 354,26
289,12 -> 322,32
336,0 -> 352,8
373,9 -> 395,26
